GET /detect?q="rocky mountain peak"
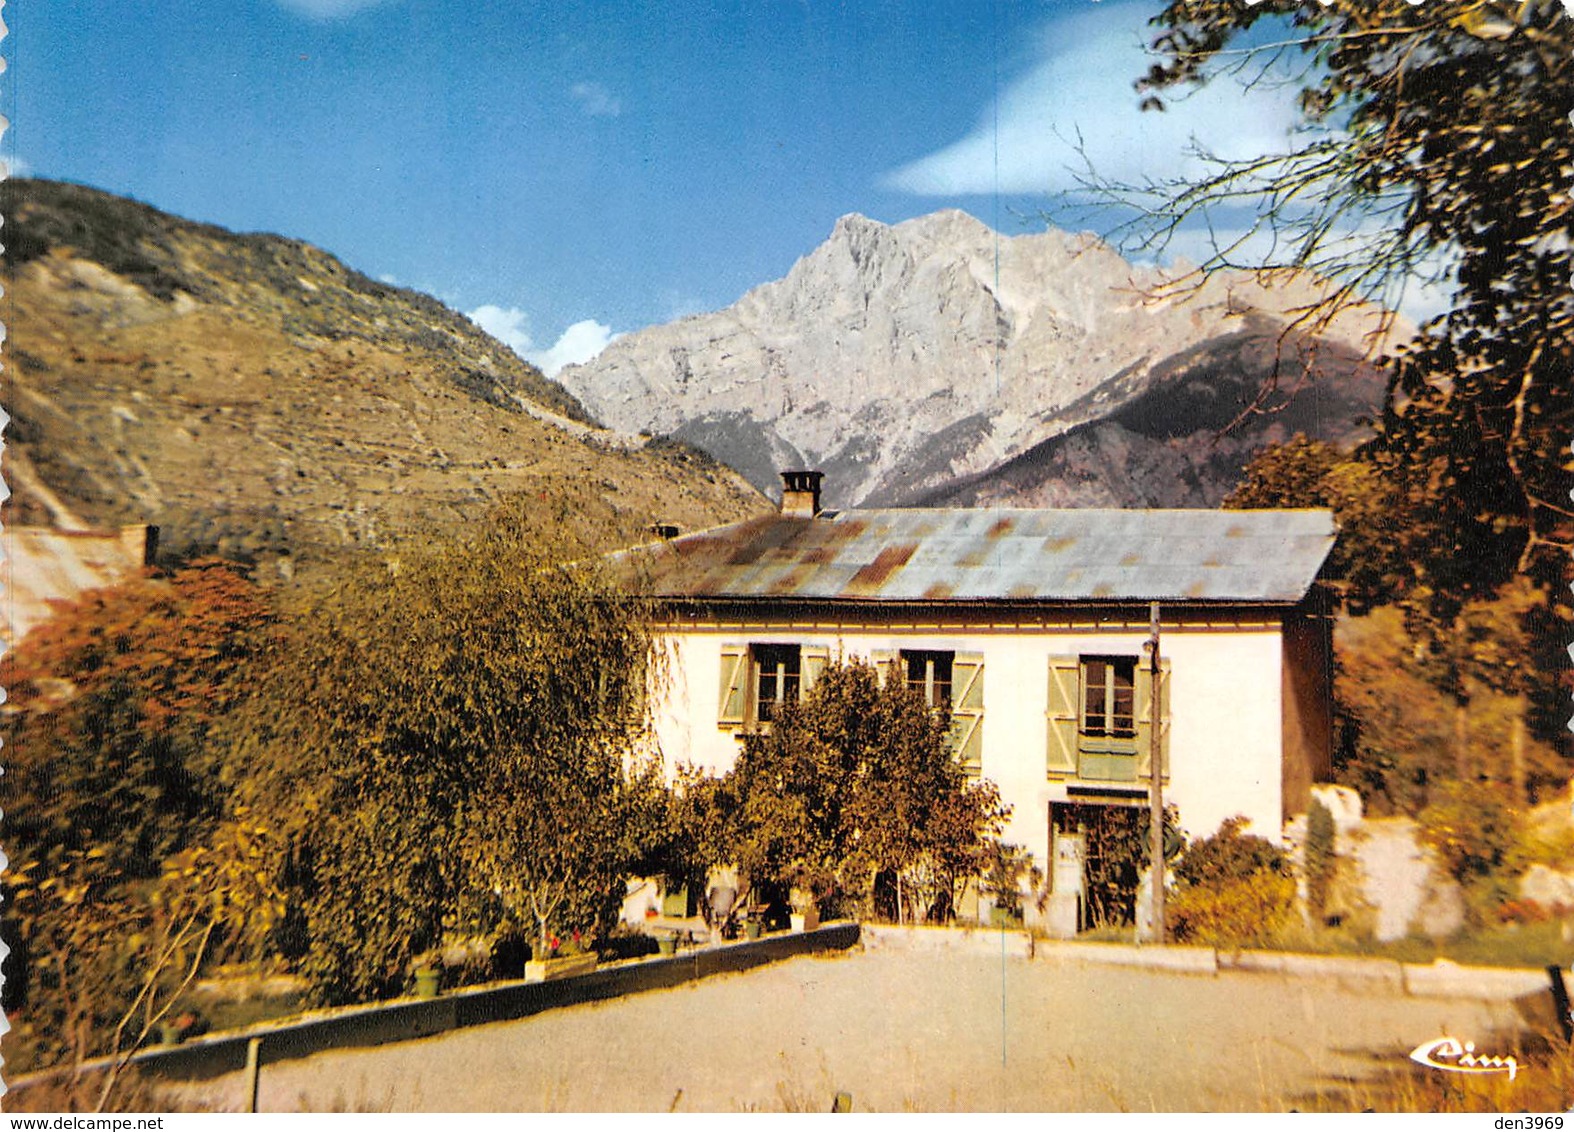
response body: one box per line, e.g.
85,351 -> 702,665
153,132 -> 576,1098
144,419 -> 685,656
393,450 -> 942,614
557,210 -> 1394,511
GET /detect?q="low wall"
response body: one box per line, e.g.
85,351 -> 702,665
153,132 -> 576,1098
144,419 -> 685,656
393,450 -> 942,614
24,924 -> 861,1089
861,925 -> 1557,1002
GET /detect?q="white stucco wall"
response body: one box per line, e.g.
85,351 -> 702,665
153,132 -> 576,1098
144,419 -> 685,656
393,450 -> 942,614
649,618 -> 1288,873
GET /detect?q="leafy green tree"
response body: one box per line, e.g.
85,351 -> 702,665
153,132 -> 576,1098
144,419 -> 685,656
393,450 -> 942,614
231,509 -> 662,1003
1129,0 -> 1571,598
1224,435 -> 1416,613
728,660 -> 1008,921
1084,1 -> 1574,751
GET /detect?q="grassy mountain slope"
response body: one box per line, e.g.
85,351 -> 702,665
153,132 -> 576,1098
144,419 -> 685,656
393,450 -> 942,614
1,179 -> 767,573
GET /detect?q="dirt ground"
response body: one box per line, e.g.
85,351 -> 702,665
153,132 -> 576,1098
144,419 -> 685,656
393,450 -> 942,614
185,948 -> 1528,1113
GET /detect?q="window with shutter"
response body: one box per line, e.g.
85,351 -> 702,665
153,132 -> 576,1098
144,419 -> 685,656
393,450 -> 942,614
752,643 -> 801,725
1135,657 -> 1172,780
802,645 -> 831,692
949,653 -> 984,775
901,650 -> 954,708
1046,656 -> 1080,776
1078,654 -> 1140,782
718,645 -> 748,728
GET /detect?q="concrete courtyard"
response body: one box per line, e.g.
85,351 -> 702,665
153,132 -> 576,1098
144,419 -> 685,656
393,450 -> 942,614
180,939 -> 1536,1112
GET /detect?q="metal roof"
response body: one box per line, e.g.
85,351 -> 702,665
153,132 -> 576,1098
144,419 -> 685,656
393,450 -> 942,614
616,508 -> 1336,605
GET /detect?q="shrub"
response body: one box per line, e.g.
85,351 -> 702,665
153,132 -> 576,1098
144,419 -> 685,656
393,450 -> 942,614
1167,871 -> 1299,947
1417,779 -> 1523,890
1167,816 -> 1294,946
1174,816 -> 1287,887
725,660 -> 1009,924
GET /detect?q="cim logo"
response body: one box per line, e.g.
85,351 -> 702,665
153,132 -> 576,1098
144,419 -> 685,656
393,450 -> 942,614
1408,1036 -> 1519,1081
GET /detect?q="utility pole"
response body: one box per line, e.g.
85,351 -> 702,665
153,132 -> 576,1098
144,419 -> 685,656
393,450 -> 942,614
1147,601 -> 1165,944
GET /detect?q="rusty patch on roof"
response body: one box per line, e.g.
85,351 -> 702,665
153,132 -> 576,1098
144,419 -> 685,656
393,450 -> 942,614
770,565 -> 817,595
922,581 -> 955,600
800,546 -> 835,565
1186,581 -> 1209,598
1043,536 -> 1076,553
733,518 -> 809,565
1225,524 -> 1249,539
846,543 -> 917,594
1091,583 -> 1115,598
957,545 -> 990,568
1008,583 -> 1037,599
1119,552 -> 1141,567
987,517 -> 1014,540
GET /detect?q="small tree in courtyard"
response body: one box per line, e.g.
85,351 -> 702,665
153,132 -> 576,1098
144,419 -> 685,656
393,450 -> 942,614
728,660 -> 1008,922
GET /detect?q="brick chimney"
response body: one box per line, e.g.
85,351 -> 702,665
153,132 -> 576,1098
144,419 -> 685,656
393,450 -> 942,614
780,470 -> 824,518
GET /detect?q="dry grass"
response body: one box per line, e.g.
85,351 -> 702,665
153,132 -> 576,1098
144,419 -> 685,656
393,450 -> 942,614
1295,1032 -> 1574,1113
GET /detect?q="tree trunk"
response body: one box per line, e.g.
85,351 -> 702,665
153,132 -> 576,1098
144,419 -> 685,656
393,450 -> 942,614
1454,700 -> 1469,779
1511,707 -> 1527,804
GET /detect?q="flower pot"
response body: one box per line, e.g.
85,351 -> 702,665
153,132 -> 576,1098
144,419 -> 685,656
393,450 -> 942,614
789,907 -> 819,933
158,1021 -> 183,1047
525,952 -> 598,983
745,918 -> 764,941
656,933 -> 678,957
662,883 -> 689,918
413,965 -> 441,999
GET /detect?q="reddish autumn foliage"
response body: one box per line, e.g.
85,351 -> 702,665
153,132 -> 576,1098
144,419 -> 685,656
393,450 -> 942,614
3,559 -> 274,879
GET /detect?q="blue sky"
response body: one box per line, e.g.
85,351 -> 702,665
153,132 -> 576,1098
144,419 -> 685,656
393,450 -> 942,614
13,0 -> 1318,374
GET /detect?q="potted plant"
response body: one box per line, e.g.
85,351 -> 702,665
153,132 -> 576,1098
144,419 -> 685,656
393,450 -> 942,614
744,903 -> 768,940
789,896 -> 820,932
524,929 -> 598,983
656,931 -> 679,957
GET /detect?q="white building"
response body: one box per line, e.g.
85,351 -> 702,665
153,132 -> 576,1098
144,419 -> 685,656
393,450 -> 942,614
618,471 -> 1335,899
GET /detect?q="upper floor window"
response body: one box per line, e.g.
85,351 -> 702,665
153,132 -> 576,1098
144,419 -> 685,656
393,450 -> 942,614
1047,654 -> 1169,783
902,649 -> 954,710
1081,656 -> 1137,739
753,643 -> 801,724
718,642 -> 828,732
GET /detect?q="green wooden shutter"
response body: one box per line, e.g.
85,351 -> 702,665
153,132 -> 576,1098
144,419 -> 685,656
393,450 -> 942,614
718,645 -> 748,728
1135,658 -> 1172,779
802,645 -> 831,694
950,653 -> 985,774
871,649 -> 898,687
1046,655 -> 1080,776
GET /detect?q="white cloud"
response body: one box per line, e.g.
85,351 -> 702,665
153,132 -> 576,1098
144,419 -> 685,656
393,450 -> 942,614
467,305 -> 618,377
882,1 -> 1303,197
272,0 -> 395,20
469,304 -> 534,357
3,153 -> 32,178
570,81 -> 622,118
530,319 -> 618,376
